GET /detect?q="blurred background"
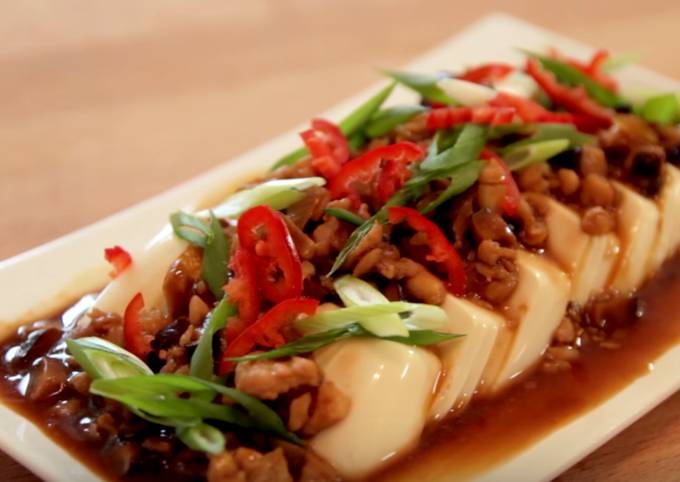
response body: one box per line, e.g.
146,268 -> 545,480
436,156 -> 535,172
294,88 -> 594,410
2,0 -> 680,261
1,1 -> 680,479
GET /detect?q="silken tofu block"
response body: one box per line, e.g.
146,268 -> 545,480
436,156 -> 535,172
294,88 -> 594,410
611,182 -> 661,293
311,339 -> 441,479
429,296 -> 503,421
648,164 -> 680,273
490,251 -> 571,391
544,196 -> 590,275
543,196 -> 619,305
90,225 -> 188,317
571,233 -> 620,305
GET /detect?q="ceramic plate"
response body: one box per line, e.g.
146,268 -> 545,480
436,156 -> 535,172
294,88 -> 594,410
1,12 -> 679,482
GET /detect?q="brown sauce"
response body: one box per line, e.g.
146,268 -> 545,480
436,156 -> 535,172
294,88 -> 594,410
375,254 -> 680,481
3,256 -> 680,481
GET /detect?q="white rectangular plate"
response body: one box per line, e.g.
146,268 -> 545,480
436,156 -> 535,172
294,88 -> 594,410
1,12 -> 679,482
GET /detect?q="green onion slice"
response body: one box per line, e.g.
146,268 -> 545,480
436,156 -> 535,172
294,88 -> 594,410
66,337 -> 152,380
191,297 -> 236,380
504,139 -> 571,171
365,105 -> 427,138
212,177 -> 326,219
638,93 -> 679,125
227,323 -> 461,363
295,301 -> 448,335
383,70 -> 457,105
177,423 -> 226,455
334,275 -> 407,337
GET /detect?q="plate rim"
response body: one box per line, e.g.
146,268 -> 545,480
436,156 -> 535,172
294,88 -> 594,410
1,11 -> 679,482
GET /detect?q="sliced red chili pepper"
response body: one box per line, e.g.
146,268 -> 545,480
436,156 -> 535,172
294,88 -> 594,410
426,106 -> 516,130
300,118 -> 350,179
329,142 -> 425,200
104,245 -> 132,278
548,48 -> 618,91
218,297 -> 319,374
481,149 -> 521,217
525,58 -> 613,130
458,63 -> 514,85
223,247 -> 260,341
237,205 -> 303,303
123,292 -> 153,359
386,206 -> 466,295
377,157 -> 411,202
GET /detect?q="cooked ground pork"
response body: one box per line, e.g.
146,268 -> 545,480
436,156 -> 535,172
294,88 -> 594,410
235,357 -> 322,400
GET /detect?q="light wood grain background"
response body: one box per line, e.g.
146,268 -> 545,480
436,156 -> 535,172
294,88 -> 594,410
2,1 -> 680,481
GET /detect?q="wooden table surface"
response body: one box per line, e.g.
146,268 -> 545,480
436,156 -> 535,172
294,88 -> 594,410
2,1 -> 680,480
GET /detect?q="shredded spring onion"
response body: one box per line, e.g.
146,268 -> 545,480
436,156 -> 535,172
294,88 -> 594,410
504,139 -> 570,171
334,276 -> 408,337
211,177 -> 326,219
66,337 -> 152,380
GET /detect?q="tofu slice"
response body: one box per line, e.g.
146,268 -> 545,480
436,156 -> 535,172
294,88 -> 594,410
429,296 -> 503,421
543,197 -> 590,275
311,339 -> 440,479
90,225 -> 188,317
490,251 -> 571,391
611,182 -> 661,293
571,234 -> 620,305
542,196 -> 620,305
648,164 -> 680,273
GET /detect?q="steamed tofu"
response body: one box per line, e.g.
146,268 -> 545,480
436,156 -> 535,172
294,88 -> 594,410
429,296 -> 503,421
571,234 -> 620,305
311,339 -> 440,479
648,164 -> 680,273
91,225 -> 188,316
543,197 -> 590,274
542,196 -> 620,305
611,182 -> 661,293
491,251 -> 571,391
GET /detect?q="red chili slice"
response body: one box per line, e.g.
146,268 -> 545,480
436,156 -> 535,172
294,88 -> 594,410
329,142 -> 425,200
300,118 -> 350,179
123,292 -> 153,359
237,205 -> 303,303
386,206 -> 466,295
223,247 -> 261,341
481,149 -> 521,217
525,58 -> 613,130
218,297 -> 319,374
549,48 -> 618,92
458,63 -> 514,85
426,106 -> 516,130
376,157 -> 412,203
104,245 -> 132,278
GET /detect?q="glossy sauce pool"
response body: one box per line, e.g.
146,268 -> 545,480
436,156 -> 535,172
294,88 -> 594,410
3,256 -> 680,481
373,254 -> 680,481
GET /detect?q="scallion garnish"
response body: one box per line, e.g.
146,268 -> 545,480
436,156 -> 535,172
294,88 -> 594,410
365,105 -> 427,138
638,93 -> 679,125
500,123 -> 594,153
170,210 -> 230,299
420,124 -> 487,171
324,208 -> 365,226
211,177 -> 326,219
89,374 -> 300,443
190,297 -> 236,380
226,323 -> 461,363
295,301 -> 448,334
334,275 -> 406,336
503,139 -> 570,171
66,337 -> 152,380
383,69 -> 457,105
